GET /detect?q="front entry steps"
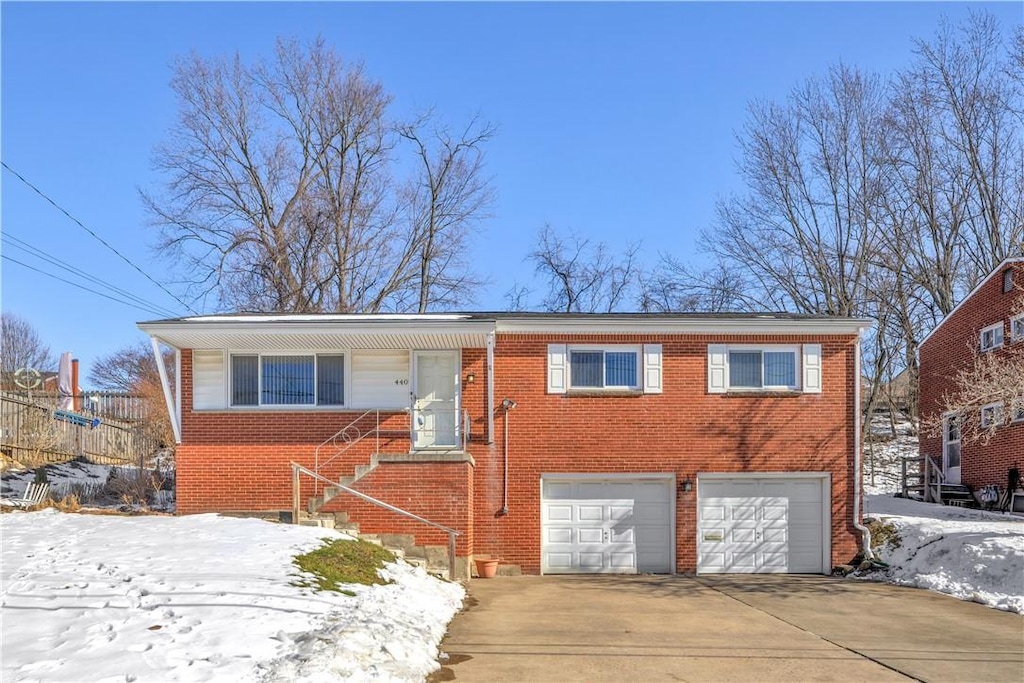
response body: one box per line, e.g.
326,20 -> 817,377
295,511 -> 460,577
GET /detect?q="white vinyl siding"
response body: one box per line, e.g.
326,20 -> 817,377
349,350 -> 411,409
192,350 -> 226,410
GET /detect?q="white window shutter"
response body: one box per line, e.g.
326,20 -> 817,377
707,344 -> 727,394
642,344 -> 663,394
803,344 -> 822,393
547,344 -> 568,394
193,349 -> 226,409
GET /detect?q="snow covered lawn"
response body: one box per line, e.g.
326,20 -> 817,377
1,510 -> 464,682
865,494 -> 1024,614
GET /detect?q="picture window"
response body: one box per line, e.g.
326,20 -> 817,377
568,348 -> 639,390
230,353 -> 345,407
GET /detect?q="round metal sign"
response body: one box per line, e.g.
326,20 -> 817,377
13,367 -> 42,389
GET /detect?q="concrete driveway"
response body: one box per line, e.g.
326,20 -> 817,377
431,575 -> 1024,682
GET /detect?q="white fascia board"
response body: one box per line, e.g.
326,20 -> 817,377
918,256 -> 1024,352
174,313 -> 476,324
137,319 -> 496,339
495,318 -> 874,336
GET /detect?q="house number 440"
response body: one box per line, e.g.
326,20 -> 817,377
394,378 -> 409,385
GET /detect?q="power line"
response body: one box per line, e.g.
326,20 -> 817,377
1,161 -> 199,315
2,233 -> 180,319
2,254 -> 173,317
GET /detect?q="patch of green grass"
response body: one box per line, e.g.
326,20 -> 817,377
293,538 -> 396,595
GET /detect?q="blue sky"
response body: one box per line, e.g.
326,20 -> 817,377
2,2 -> 1021,375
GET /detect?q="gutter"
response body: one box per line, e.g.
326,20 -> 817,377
852,327 -> 874,561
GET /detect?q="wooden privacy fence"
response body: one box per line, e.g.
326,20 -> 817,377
0,393 -> 158,466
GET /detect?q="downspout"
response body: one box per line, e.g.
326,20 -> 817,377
500,398 -> 517,515
853,328 -> 874,561
486,331 -> 495,444
150,336 -> 181,444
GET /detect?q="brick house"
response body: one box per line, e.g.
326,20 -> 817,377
138,312 -> 873,576
918,258 -> 1024,503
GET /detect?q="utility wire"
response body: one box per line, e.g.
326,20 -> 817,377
2,254 -> 172,317
3,233 -> 180,318
1,161 -> 199,315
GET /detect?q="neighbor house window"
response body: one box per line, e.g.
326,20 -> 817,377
568,347 -> 639,390
230,353 -> 345,407
980,323 -> 1004,352
728,348 -> 798,390
1012,399 -> 1024,423
1011,315 -> 1024,343
980,403 -> 1004,429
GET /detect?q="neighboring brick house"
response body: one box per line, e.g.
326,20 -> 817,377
138,312 -> 873,576
919,258 -> 1024,501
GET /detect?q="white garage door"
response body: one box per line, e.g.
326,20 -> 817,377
541,477 -> 673,574
698,475 -> 828,574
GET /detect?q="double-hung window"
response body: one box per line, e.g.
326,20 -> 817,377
1012,398 -> 1024,423
728,348 -> 798,391
569,347 -> 639,390
980,403 -> 1004,429
231,353 -> 345,407
980,323 -> 1004,352
1011,315 -> 1024,343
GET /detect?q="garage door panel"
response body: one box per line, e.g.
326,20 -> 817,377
545,504 -> 573,522
541,477 -> 673,574
698,476 -> 827,575
545,482 -> 573,499
546,527 -> 573,544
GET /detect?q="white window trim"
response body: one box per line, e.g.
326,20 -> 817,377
980,322 -> 1004,352
566,344 -> 642,391
1010,314 -> 1024,343
1012,398 -> 1024,423
228,350 -> 351,409
723,344 -> 802,392
980,402 -> 1004,429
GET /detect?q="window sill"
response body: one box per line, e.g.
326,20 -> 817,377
564,389 -> 645,398
721,389 -> 804,398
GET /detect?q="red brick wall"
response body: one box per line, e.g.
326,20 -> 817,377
919,262 -> 1024,489
176,331 -> 862,573
473,333 -> 860,573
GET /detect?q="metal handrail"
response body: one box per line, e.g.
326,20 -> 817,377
291,461 -> 461,580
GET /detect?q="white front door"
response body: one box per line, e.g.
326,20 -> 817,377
412,351 -> 459,449
698,476 -> 827,574
541,477 -> 673,574
943,415 -> 961,485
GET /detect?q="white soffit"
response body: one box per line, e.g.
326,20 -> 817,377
494,317 -> 874,336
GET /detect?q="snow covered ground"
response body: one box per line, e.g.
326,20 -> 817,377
861,417 -> 1024,613
0,510 -> 464,682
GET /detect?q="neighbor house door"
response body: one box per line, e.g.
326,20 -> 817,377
943,415 -> 961,485
412,351 -> 459,449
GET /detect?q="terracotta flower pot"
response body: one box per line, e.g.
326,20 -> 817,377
474,557 -> 499,578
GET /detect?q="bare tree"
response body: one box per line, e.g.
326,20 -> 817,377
703,64 -> 886,318
398,113 -> 495,312
1,313 -> 56,375
528,225 -> 642,313
145,36 -> 491,313
639,256 -> 751,313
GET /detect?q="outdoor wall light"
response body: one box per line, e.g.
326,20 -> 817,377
466,373 -> 476,384
680,478 -> 693,493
